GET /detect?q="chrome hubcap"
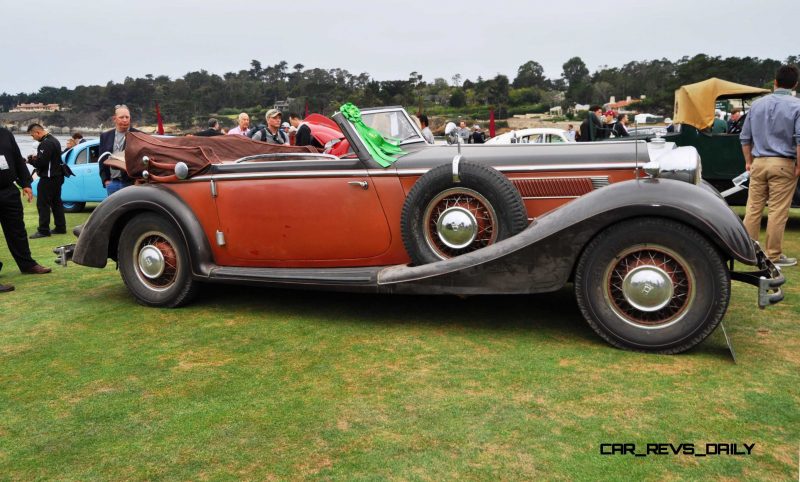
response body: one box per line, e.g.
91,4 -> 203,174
436,207 -> 478,249
138,245 -> 165,279
621,265 -> 674,312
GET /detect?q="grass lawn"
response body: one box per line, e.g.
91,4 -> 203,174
1,199 -> 798,480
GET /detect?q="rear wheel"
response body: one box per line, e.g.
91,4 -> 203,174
62,201 -> 85,213
118,213 -> 197,307
574,218 -> 730,354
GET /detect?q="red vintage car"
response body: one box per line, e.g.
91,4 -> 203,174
68,105 -> 783,353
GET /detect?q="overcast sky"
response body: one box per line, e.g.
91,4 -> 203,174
2,0 -> 796,95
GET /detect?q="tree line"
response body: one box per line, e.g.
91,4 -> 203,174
1,54 -> 796,128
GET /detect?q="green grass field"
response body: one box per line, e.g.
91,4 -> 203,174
1,200 -> 798,481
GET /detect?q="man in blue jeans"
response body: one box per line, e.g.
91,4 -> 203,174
99,105 -> 139,195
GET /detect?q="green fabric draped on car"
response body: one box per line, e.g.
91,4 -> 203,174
339,103 -> 405,167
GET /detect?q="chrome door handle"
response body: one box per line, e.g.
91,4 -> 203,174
348,181 -> 369,190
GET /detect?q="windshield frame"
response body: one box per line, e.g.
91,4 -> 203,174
357,106 -> 426,147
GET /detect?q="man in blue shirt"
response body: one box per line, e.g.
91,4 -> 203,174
740,64 -> 800,267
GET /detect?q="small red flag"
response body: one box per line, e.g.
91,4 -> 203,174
489,109 -> 496,138
155,102 -> 164,135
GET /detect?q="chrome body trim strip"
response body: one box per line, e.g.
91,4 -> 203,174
189,170 -> 371,182
521,196 -> 581,200
168,164 -> 634,183
234,153 -> 339,163
492,162 -> 639,172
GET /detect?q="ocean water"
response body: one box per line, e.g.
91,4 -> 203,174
13,134 -> 89,157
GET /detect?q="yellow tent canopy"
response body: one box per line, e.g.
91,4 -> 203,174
673,78 -> 770,130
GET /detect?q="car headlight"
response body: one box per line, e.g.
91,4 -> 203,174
641,146 -> 701,185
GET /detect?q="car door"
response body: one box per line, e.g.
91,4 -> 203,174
84,143 -> 106,200
212,157 -> 392,263
67,143 -> 105,201
60,147 -> 84,202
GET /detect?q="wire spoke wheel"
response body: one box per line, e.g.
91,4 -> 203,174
401,161 -> 528,266
133,232 -> 179,291
423,188 -> 498,259
574,218 -> 730,354
604,245 -> 695,329
118,213 -> 197,307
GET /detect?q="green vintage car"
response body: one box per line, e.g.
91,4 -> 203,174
666,78 -> 800,206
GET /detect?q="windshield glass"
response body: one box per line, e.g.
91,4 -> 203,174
361,110 -> 422,143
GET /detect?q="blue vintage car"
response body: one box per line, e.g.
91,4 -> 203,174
32,139 -> 106,212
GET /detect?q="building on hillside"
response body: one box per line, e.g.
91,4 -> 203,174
10,102 -> 60,112
604,96 -> 642,114
573,103 -> 590,113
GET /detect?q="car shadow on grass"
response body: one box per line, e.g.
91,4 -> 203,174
188,283 -> 733,358
200,283 -> 588,333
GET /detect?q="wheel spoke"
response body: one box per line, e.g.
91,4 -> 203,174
424,189 -> 498,259
136,234 -> 179,289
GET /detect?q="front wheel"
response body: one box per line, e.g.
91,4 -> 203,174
574,218 -> 730,354
118,213 -> 197,307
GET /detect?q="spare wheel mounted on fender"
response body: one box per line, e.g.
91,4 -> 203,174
401,161 -> 529,266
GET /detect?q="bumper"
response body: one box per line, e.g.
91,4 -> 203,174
730,242 -> 785,308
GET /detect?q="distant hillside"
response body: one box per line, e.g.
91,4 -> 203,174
0,111 -> 107,134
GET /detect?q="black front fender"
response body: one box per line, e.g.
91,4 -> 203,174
72,185 -> 214,277
379,178 -> 755,295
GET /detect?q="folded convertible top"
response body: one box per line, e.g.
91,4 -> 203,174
124,132 -> 318,179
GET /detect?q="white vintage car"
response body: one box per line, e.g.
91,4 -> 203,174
486,128 -> 572,144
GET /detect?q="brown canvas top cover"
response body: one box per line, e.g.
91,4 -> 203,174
673,78 -> 770,130
124,132 -> 318,179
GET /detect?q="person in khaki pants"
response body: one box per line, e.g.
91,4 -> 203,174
741,64 -> 800,267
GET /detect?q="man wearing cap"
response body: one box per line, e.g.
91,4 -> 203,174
727,108 -> 745,134
599,111 -> 616,139
251,109 -> 288,144
740,64 -> 800,268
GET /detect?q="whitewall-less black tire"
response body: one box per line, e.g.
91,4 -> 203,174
574,218 -> 730,354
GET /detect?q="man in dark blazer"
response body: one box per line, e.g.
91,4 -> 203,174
99,104 -> 140,195
195,118 -> 223,137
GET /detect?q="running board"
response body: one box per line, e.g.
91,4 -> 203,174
208,265 -> 384,286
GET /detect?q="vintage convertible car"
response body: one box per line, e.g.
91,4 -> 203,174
67,104 -> 784,353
